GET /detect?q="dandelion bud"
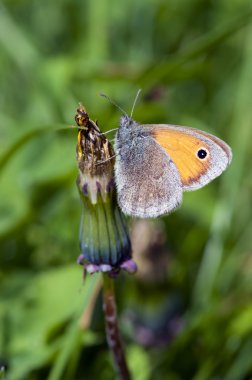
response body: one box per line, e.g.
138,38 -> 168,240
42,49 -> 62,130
75,104 -> 136,277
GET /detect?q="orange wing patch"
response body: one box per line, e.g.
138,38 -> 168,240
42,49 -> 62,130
153,128 -> 210,187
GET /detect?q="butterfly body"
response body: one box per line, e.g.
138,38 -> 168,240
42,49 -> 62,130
114,115 -> 232,218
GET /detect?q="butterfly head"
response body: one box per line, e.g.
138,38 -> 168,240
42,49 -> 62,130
120,115 -> 134,129
116,115 -> 140,149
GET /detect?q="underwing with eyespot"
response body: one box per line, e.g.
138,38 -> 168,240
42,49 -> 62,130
114,115 -> 232,218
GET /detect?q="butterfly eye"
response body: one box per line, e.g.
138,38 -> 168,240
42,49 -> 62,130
197,148 -> 208,160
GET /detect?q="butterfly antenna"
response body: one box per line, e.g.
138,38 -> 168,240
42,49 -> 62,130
100,93 -> 127,116
130,89 -> 141,118
102,127 -> 119,135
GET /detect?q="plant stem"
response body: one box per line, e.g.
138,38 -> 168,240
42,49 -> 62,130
102,274 -> 131,380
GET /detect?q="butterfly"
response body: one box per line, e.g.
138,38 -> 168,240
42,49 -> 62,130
112,96 -> 232,218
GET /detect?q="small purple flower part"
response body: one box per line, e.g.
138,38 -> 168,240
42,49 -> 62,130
82,183 -> 88,195
106,178 -> 114,193
96,181 -> 101,192
77,254 -> 86,265
120,259 -> 138,274
99,264 -> 113,272
85,264 -> 100,274
78,256 -> 136,276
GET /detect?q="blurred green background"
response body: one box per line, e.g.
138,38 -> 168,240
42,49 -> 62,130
1,0 -> 252,379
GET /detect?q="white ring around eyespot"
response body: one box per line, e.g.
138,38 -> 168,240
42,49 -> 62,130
196,147 -> 209,160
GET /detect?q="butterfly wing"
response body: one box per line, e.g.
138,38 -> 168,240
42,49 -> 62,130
115,135 -> 183,218
148,124 -> 232,190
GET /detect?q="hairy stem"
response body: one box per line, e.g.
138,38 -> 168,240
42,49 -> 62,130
102,274 -> 131,380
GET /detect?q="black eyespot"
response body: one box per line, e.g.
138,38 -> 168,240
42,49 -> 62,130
197,149 -> 208,159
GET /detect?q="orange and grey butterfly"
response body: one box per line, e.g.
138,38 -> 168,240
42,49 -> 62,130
114,115 -> 232,218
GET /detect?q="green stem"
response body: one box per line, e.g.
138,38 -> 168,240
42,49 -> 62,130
102,274 -> 131,380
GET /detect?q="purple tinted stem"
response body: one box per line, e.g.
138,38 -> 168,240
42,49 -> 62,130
102,274 -> 131,380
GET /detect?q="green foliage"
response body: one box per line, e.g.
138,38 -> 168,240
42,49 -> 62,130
0,0 -> 252,379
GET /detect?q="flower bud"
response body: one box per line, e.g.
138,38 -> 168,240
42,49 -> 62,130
75,104 -> 137,277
